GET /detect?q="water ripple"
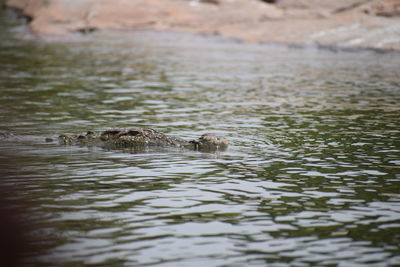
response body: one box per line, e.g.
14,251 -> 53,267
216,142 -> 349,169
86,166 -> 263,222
1,27 -> 400,266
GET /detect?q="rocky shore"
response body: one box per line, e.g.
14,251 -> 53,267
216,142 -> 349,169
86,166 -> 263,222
4,0 -> 400,50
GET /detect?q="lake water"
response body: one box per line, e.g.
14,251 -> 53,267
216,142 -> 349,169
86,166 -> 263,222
1,9 -> 400,266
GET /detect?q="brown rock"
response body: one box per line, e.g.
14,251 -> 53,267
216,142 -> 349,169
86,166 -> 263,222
276,0 -> 369,11
4,0 -> 400,50
365,0 -> 400,17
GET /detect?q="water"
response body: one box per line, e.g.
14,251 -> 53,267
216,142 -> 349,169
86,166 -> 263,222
1,10 -> 400,266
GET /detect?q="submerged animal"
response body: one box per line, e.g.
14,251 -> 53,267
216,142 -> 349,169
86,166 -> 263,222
58,128 -> 228,152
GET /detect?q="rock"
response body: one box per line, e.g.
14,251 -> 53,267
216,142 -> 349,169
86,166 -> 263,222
364,0 -> 400,17
275,0 -> 369,11
4,0 -> 400,50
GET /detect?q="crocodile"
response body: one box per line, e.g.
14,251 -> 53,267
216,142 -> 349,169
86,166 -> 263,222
58,128 -> 228,152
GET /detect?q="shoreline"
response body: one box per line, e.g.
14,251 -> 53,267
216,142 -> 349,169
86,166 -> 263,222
4,0 -> 400,51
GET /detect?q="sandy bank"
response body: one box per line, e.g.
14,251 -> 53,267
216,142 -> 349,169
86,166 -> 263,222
4,0 -> 400,50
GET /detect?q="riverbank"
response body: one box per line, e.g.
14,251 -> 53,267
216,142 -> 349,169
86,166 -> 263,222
4,0 -> 400,50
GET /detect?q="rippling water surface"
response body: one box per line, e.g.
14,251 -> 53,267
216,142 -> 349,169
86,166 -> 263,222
1,11 -> 400,266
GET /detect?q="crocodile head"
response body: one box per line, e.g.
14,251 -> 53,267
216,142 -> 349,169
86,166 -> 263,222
190,133 -> 229,151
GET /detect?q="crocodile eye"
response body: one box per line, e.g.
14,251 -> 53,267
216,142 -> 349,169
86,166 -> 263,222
126,130 -> 140,136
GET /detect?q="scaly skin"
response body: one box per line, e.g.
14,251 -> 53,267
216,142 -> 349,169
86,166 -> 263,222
58,128 -> 228,151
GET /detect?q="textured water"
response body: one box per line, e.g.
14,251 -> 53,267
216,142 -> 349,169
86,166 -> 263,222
1,10 -> 400,266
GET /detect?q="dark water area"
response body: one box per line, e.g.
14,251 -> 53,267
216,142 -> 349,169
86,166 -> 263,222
1,9 -> 400,266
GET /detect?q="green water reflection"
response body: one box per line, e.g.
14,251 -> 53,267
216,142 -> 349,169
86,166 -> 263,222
1,9 -> 400,266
